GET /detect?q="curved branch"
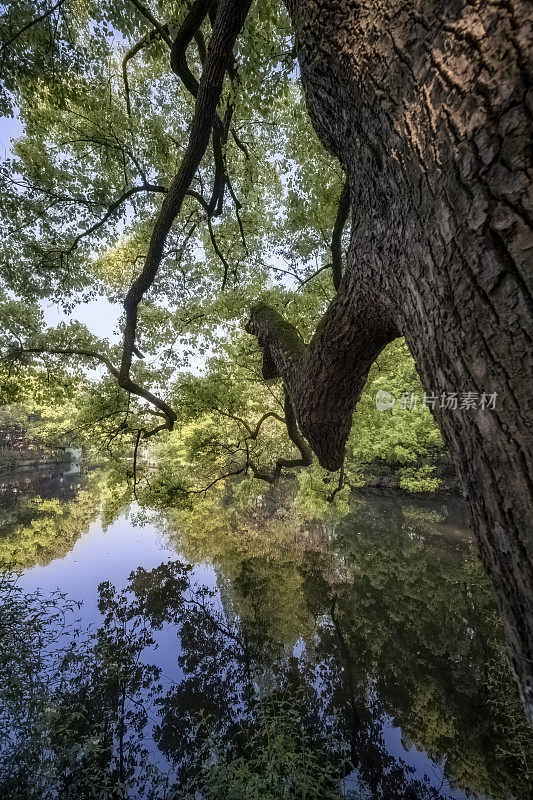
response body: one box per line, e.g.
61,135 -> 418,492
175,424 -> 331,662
187,466 -> 246,495
230,127 -> 250,159
128,0 -> 173,48
246,290 -> 399,470
4,346 -> 176,426
226,173 -> 248,252
245,409 -> 287,439
186,189 -> 231,285
170,0 -> 214,98
68,183 -> 167,253
194,30 -> 207,63
123,20 -> 178,116
168,0 -> 228,220
5,346 -> 120,377
189,393 -> 312,492
214,407 -> 285,439
123,37 -> 149,117
247,391 -> 313,484
120,0 -> 252,390
0,0 -> 65,55
326,461 -> 345,502
216,393 -> 311,485
209,129 -> 226,216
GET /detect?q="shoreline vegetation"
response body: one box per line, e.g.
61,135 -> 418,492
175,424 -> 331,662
0,340 -> 458,501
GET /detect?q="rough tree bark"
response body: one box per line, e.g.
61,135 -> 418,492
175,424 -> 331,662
247,0 -> 533,723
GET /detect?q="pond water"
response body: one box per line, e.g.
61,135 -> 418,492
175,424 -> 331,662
1,465 -> 532,799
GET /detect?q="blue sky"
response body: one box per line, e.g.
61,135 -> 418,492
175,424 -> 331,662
0,114 -> 22,152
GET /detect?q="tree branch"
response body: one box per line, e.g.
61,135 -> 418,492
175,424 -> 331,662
128,0 -> 173,47
246,291 -> 399,470
230,126 -> 250,159
212,393 -> 311,485
186,189 -> 231,285
120,0 -> 252,391
67,183 -> 167,253
123,37 -> 149,117
170,0 -> 214,99
4,346 -> 176,427
187,466 -> 246,495
226,173 -> 248,252
219,408 -> 286,439
246,391 -> 313,484
0,0 -> 65,55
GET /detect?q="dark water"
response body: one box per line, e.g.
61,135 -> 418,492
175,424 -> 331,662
1,466 -> 532,799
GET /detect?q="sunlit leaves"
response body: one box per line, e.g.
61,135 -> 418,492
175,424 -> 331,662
0,0 -> 445,491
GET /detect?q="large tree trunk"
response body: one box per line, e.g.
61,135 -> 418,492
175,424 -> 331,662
248,0 -> 533,723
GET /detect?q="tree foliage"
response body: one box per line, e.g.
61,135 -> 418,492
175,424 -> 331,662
0,0 -> 445,492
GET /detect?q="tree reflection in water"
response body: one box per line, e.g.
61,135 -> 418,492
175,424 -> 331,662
1,479 -> 532,799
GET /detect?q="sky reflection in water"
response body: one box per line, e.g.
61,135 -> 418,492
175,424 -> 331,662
1,465 -> 531,800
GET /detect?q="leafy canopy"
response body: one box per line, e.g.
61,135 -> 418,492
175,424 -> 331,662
0,0 -> 443,492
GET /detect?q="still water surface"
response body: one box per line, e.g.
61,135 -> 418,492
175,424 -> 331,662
1,465 -> 532,799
